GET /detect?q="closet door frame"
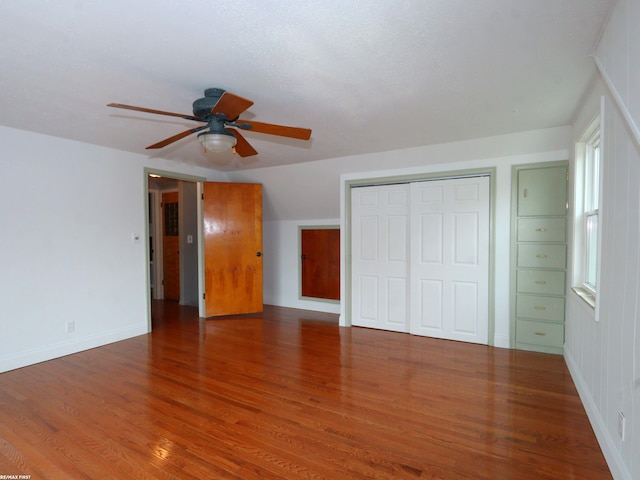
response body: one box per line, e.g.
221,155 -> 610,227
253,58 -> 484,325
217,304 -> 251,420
342,167 -> 497,346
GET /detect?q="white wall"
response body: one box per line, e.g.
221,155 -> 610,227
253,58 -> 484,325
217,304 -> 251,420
227,127 -> 572,222
0,126 -> 225,372
179,180 -> 199,306
564,1 -> 640,478
229,127 -> 571,320
263,219 -> 341,314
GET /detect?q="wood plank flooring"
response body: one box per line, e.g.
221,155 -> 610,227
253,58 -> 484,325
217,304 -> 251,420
0,302 -> 611,479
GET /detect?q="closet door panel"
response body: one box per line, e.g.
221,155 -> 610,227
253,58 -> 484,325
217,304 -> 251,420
351,184 -> 410,333
410,177 -> 490,344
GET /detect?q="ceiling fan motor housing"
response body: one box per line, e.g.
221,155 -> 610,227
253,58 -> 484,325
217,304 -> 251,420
192,88 -> 225,119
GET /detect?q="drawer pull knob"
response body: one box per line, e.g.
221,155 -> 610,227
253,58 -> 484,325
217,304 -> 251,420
536,228 -> 547,232
523,188 -> 528,198
534,306 -> 546,310
534,332 -> 546,336
536,254 -> 548,259
535,280 -> 547,285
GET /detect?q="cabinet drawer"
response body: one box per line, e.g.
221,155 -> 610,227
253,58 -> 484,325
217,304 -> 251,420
517,244 -> 566,269
517,218 -> 566,242
516,294 -> 564,322
516,319 -> 564,348
517,270 -> 565,295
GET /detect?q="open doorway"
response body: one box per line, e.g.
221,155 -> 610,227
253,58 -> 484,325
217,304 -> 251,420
145,170 -> 267,327
145,169 -> 205,329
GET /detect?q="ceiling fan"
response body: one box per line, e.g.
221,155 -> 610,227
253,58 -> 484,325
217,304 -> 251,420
107,88 -> 312,157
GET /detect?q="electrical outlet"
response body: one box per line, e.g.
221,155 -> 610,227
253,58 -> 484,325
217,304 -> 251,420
65,321 -> 75,334
618,411 -> 626,441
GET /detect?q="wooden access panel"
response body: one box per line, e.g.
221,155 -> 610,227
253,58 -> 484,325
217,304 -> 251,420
162,191 -> 180,301
301,228 -> 340,300
203,182 -> 263,317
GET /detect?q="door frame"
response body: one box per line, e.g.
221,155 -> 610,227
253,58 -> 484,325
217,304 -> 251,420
144,168 -> 207,330
341,167 -> 497,345
148,188 -> 161,299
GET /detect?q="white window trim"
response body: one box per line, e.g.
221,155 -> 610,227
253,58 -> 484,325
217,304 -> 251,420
572,106 -> 603,311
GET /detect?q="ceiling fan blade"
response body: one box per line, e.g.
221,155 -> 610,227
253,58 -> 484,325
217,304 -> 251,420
107,103 -> 201,122
236,119 -> 311,140
146,125 -> 209,149
232,129 -> 258,157
211,92 -> 254,120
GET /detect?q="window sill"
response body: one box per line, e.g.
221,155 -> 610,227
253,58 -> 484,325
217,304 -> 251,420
572,286 -> 596,309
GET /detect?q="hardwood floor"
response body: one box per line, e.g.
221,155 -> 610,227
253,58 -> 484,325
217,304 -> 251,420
0,302 -> 611,479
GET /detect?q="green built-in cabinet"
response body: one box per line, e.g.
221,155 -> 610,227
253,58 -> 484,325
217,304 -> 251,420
511,161 -> 568,354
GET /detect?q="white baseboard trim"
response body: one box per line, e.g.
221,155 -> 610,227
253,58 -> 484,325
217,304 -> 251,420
0,324 -> 149,373
492,334 -> 510,349
267,297 -> 341,315
564,347 -> 631,480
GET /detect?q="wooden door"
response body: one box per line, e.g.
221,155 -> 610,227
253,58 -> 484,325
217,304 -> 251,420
203,182 -> 263,317
301,228 -> 340,300
409,176 -> 490,344
162,191 -> 180,301
351,184 -> 410,333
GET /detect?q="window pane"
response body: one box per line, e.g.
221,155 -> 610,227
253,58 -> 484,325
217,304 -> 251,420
592,144 -> 600,209
586,143 -> 600,211
586,213 -> 598,288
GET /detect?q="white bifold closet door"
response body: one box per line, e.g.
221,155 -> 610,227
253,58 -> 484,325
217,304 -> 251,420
351,176 -> 490,344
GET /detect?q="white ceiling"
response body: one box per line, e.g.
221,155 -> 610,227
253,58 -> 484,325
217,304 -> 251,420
0,0 -> 613,171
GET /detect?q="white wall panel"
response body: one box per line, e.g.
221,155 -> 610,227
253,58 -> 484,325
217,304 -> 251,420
0,126 -> 224,372
262,219 -> 341,315
566,2 -> 640,477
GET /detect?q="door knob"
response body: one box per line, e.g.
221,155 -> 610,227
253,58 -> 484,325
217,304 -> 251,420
256,252 -> 262,257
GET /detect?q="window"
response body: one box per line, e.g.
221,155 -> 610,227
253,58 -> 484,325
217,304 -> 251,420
584,130 -> 600,290
573,114 -> 602,307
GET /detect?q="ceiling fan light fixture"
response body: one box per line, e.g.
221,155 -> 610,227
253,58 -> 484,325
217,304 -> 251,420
197,131 -> 237,154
